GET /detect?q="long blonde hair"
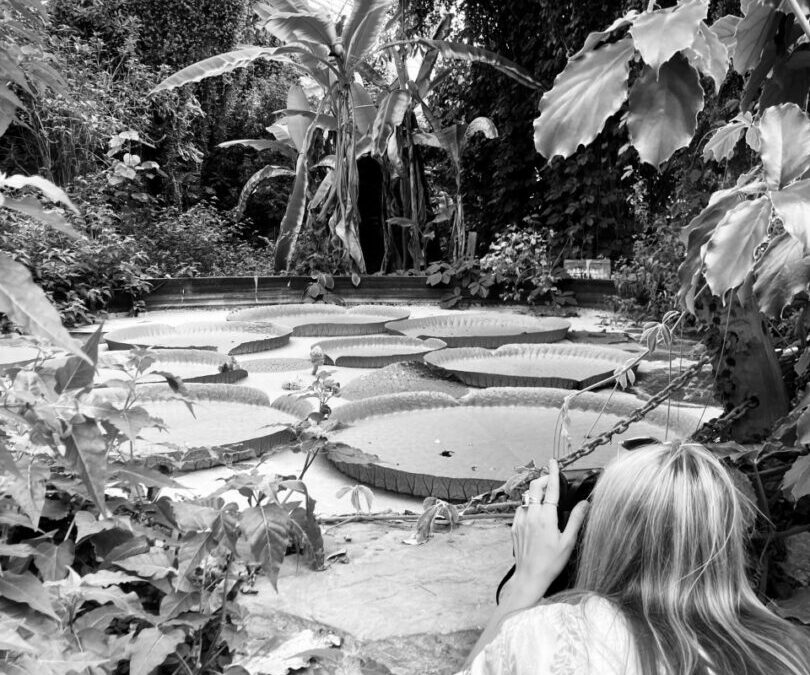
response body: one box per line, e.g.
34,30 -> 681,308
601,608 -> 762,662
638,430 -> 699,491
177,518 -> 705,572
570,442 -> 810,675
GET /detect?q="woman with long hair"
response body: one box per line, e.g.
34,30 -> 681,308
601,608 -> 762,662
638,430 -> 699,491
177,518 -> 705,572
462,444 -> 810,674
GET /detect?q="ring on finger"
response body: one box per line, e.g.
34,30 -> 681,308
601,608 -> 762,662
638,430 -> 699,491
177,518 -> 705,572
522,493 -> 543,507
543,500 -> 558,507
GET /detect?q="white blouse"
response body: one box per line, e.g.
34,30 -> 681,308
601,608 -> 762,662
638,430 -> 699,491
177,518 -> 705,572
460,597 -> 641,675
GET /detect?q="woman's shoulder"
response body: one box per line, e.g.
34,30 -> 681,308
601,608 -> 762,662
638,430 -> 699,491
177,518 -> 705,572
494,595 -> 637,675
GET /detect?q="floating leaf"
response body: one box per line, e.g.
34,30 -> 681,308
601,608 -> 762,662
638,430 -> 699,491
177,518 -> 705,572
703,113 -> 751,162
534,37 -> 635,160
702,196 -> 772,295
753,233 -> 810,317
0,253 -> 88,361
758,103 -> 810,189
629,0 -> 707,71
627,56 -> 704,168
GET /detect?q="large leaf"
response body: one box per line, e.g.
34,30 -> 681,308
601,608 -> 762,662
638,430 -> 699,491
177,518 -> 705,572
534,37 -> 635,160
0,195 -> 80,239
63,420 -> 108,516
629,0 -> 707,71
128,627 -> 187,675
0,572 -> 58,620
712,14 -> 741,51
54,325 -> 101,393
732,3 -> 779,74
239,504 -> 290,589
684,21 -> 730,93
1,174 -> 79,214
371,89 -> 410,157
350,82 -> 376,135
570,13 -> 638,59
771,178 -> 810,250
702,196 -> 772,295
266,12 -> 338,49
703,113 -> 752,162
234,165 -> 296,219
34,541 -> 75,581
753,233 -> 810,316
402,39 -> 541,90
627,56 -> 704,168
0,253 -> 88,361
286,85 -> 311,153
758,103 -> 810,189
273,153 -> 308,272
782,453 -> 810,501
4,457 -> 47,527
151,47 -> 292,93
343,0 -> 392,65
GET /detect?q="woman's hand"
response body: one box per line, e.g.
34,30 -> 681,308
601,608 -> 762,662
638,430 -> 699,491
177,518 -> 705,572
510,458 -> 589,603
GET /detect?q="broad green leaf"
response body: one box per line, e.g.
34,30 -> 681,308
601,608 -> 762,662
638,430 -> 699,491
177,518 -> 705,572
273,153 -> 308,272
399,39 -> 541,90
110,464 -> 187,490
0,195 -> 80,238
702,196 -> 772,295
759,55 -> 810,110
175,531 -> 216,590
5,457 -> 47,527
1,174 -> 79,214
72,605 -> 126,633
771,179 -> 810,250
84,401 -> 162,442
159,590 -> 198,619
758,103 -> 810,189
782,452 -> 810,500
0,572 -> 58,620
684,21 -> 729,93
286,85 -> 311,153
33,540 -> 74,581
703,113 -> 751,162
217,138 -> 297,160
275,109 -> 338,131
343,0 -> 392,65
534,37 -> 635,160
114,548 -> 175,579
0,543 -> 36,557
235,165 -> 296,219
753,233 -> 810,317
627,56 -> 704,168
54,325 -> 101,393
371,89 -> 410,157
629,0 -> 707,71
266,12 -> 338,49
127,627 -> 187,675
171,501 -> 221,532
732,3 -> 779,74
151,47 -> 292,93
64,420 -> 108,516
0,619 -> 35,653
350,82 -> 376,135
712,14 -> 740,51
239,504 -> 290,589
0,253 -> 88,362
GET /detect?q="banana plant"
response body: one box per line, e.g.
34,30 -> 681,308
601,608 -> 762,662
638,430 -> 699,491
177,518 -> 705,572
412,117 -> 498,262
152,0 -> 541,273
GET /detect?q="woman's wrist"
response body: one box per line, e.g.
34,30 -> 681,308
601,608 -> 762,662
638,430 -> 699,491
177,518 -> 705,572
502,569 -> 553,607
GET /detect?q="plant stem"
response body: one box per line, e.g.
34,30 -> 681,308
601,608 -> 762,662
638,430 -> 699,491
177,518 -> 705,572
787,0 -> 810,41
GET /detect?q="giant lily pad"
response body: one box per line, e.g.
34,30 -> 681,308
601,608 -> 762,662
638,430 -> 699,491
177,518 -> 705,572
86,383 -> 310,470
385,313 -> 570,348
0,337 -> 39,369
326,388 -> 702,500
424,344 -> 632,389
313,336 -> 447,368
104,321 -> 291,355
339,362 -> 470,401
97,349 -> 247,385
226,304 -> 410,336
